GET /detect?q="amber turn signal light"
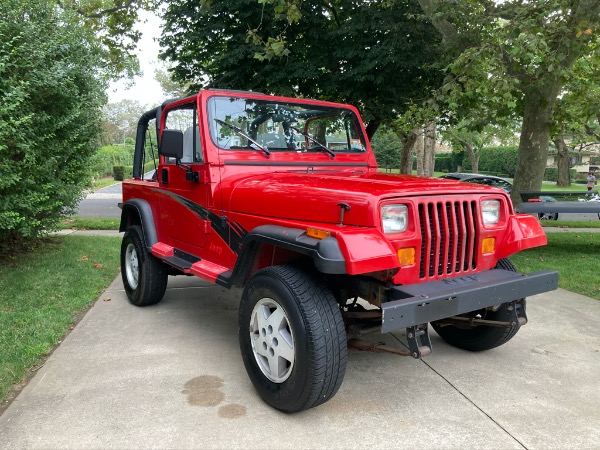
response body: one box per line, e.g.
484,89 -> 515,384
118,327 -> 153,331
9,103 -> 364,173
306,227 -> 330,239
481,237 -> 495,254
398,247 -> 415,266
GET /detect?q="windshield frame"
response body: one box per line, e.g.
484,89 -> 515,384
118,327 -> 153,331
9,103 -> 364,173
206,95 -> 367,155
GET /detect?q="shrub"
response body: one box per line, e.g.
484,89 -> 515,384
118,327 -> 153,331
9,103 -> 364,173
371,128 -> 401,170
113,166 -> 125,181
435,152 -> 463,173
434,154 -> 453,173
91,144 -> 135,178
462,146 -> 518,176
0,0 -> 105,255
543,167 -> 577,182
112,161 -> 157,182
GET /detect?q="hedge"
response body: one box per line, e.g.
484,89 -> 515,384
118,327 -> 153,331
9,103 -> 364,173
543,167 -> 577,182
113,160 -> 160,180
461,146 -> 519,177
113,166 -> 125,181
91,144 -> 135,179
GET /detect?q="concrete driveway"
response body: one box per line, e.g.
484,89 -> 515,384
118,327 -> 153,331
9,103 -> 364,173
1,275 -> 599,449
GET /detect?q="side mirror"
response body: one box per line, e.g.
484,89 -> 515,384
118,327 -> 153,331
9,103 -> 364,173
160,129 -> 184,160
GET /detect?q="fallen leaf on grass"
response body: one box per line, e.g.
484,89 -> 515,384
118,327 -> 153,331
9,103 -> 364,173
93,262 -> 104,268
539,257 -> 544,262
80,255 -> 88,261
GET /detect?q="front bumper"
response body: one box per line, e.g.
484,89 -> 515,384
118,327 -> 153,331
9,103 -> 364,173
381,269 -> 559,333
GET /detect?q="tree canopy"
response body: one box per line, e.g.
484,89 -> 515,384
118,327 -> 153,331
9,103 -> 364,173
416,0 -> 600,201
101,99 -> 148,145
57,0 -> 159,79
233,0 -> 599,201
551,53 -> 600,185
159,0 -> 447,137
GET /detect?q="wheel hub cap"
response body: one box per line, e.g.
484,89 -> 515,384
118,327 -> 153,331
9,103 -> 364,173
249,298 -> 295,383
125,243 -> 139,290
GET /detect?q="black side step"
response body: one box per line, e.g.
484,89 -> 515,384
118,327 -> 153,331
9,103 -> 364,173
162,248 -> 200,271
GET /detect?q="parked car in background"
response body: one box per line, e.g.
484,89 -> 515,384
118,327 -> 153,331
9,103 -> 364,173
439,173 -> 559,220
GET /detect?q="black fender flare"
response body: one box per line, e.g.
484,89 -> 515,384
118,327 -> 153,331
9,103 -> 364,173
225,225 -> 346,287
119,199 -> 158,251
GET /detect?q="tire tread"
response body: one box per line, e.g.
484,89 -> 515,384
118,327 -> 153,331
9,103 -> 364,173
240,264 -> 347,412
431,258 -> 524,352
121,225 -> 168,306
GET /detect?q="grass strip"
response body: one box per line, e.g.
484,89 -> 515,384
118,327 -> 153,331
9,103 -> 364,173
538,184 -> 594,192
91,178 -> 119,190
60,217 -> 120,230
0,235 -> 121,403
510,232 -> 600,300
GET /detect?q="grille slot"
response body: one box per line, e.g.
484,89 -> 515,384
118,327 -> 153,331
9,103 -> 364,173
418,199 -> 478,279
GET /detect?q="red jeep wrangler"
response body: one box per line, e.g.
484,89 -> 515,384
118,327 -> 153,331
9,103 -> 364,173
120,89 -> 558,412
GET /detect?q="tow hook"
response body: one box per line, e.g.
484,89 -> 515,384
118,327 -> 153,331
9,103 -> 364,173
406,324 -> 432,358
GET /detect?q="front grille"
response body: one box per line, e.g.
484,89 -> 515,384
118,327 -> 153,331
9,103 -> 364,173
418,199 -> 478,279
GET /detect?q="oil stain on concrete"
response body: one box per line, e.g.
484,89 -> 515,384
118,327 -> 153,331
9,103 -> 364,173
182,375 -> 247,419
218,403 -> 247,419
182,375 -> 225,407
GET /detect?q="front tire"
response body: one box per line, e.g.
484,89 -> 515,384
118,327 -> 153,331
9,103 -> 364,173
431,258 -> 525,351
239,265 -> 347,413
121,225 -> 168,306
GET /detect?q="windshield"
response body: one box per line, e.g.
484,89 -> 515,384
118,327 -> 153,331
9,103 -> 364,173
208,96 -> 367,153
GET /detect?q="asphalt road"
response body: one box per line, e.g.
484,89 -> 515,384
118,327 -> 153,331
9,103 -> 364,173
1,275 -> 599,449
75,183 -> 122,219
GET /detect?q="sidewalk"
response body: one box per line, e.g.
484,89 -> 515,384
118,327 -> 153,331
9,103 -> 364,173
1,273 -> 599,448
541,226 -> 600,233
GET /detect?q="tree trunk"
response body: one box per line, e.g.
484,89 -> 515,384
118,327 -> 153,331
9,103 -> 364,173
416,128 -> 424,176
466,142 -> 478,173
510,84 -> 561,205
554,136 -> 571,187
399,126 -> 419,174
423,122 -> 436,177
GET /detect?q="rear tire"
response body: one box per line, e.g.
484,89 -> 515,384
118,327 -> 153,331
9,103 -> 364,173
239,265 -> 347,413
121,225 -> 168,306
431,258 -> 525,351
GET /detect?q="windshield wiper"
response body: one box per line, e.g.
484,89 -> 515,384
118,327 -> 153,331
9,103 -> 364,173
215,119 -> 271,158
290,126 -> 335,158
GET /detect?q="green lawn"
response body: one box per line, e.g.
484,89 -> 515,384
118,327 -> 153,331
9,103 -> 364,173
91,178 -> 119,190
539,184 -> 592,192
60,217 -> 120,230
510,232 -> 600,300
0,236 -> 121,403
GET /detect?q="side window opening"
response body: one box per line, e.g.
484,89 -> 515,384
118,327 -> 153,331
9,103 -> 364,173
144,121 -> 159,180
164,105 -> 203,164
